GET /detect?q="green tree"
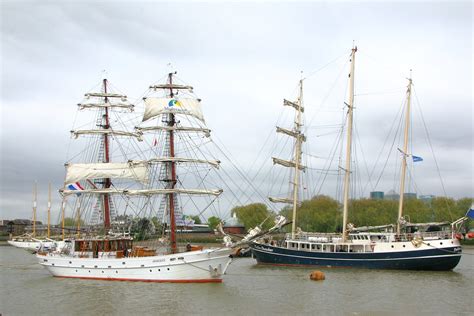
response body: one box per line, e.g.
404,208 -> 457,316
62,217 -> 84,227
207,216 -> 222,230
232,203 -> 275,230
190,215 -> 202,225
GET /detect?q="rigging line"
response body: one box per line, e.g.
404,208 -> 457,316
353,117 -> 372,198
413,88 -> 453,220
354,90 -> 403,96
303,50 -> 349,80
210,135 -> 272,208
305,58 -> 350,129
372,99 -> 406,190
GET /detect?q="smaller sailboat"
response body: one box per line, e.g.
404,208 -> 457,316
8,183 -> 56,253
250,47 -> 467,270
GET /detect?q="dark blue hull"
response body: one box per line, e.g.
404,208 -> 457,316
250,243 -> 462,271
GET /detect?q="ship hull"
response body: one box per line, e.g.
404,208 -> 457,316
250,241 -> 462,271
37,248 -> 233,282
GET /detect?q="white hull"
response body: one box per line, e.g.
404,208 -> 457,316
8,240 -> 56,252
37,248 -> 233,282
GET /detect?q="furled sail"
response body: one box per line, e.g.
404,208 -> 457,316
272,157 -> 306,171
283,99 -> 304,112
85,92 -> 127,99
135,126 -> 211,137
276,127 -> 306,142
61,188 -> 223,196
64,161 -> 148,185
148,157 -> 220,168
78,102 -> 134,111
71,129 -> 143,141
143,97 -> 205,123
150,84 -> 193,91
269,197 -> 294,204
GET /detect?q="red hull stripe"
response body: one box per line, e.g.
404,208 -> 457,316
55,275 -> 222,283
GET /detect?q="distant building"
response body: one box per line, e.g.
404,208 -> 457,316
223,213 -> 245,234
370,191 -> 385,200
404,193 -> 417,200
419,195 -> 435,203
0,219 -> 42,236
385,190 -> 400,201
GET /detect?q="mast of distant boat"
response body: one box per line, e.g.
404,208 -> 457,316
341,46 -> 357,242
32,182 -> 37,237
47,182 -> 51,238
397,73 -> 413,234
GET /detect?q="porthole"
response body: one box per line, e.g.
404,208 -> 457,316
440,242 -> 443,245
122,262 -> 126,265
427,243 -> 430,246
88,270 -> 91,273
108,266 -> 111,268
403,245 -> 406,248
75,270 -> 78,272
141,264 -> 145,267
150,269 -> 152,272
391,245 -> 394,248
94,265 -> 98,268
101,271 -> 104,273
81,265 -> 85,268
69,261 -> 72,264
52,263 -> 55,266
158,269 -> 161,272
115,271 -> 118,274
167,268 -> 170,271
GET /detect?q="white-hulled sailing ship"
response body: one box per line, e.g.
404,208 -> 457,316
250,47 -> 467,270
36,74 -> 234,282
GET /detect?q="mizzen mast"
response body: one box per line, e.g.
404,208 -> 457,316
341,46 -> 357,242
397,73 -> 413,234
167,72 -> 178,254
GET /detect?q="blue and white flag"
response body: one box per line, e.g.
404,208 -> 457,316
412,155 -> 423,162
466,204 -> 474,219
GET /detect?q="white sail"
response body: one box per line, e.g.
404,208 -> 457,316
78,102 -> 134,111
71,129 -> 142,140
61,188 -> 222,196
143,97 -> 205,123
136,126 -> 211,137
148,157 -> 220,168
65,161 -> 148,185
272,157 -> 306,170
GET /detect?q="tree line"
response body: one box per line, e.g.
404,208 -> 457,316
231,196 -> 473,232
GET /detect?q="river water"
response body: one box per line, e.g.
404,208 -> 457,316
1,245 -> 473,315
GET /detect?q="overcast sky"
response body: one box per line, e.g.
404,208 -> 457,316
1,0 -> 472,223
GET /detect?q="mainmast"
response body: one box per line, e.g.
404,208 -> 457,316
397,74 -> 413,234
342,46 -> 357,242
47,182 -> 51,238
167,72 -> 178,254
102,79 -> 112,232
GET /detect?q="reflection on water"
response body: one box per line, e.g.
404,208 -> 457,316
1,245 -> 473,315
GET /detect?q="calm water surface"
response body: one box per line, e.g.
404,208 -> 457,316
1,245 -> 473,315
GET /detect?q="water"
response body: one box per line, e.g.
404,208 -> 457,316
1,245 -> 473,315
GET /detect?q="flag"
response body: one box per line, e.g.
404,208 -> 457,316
466,204 -> 474,219
412,155 -> 423,162
67,182 -> 84,195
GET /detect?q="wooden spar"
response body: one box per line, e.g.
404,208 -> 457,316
397,74 -> 413,234
168,72 -> 177,254
33,182 -> 37,237
76,201 -> 81,238
291,80 -> 304,239
47,182 -> 51,238
342,46 -> 357,242
103,79 -> 111,232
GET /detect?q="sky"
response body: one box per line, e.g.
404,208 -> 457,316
0,0 -> 472,223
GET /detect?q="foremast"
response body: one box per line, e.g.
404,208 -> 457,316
269,80 -> 306,239
342,46 -> 357,242
397,74 -> 413,234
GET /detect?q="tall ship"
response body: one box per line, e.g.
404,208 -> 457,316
250,47 -> 467,270
36,73 -> 234,282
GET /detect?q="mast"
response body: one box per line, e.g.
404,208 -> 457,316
291,80 -> 304,239
342,46 -> 357,242
61,200 -> 65,240
167,72 -> 177,253
397,74 -> 413,234
32,182 -> 37,237
102,79 -> 112,232
47,182 -> 51,238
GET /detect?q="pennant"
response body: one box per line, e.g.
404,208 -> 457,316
412,155 -> 423,162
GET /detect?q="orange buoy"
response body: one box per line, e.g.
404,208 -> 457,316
309,270 -> 325,281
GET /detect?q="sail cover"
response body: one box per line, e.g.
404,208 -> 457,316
65,161 -> 148,185
143,97 -> 205,123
